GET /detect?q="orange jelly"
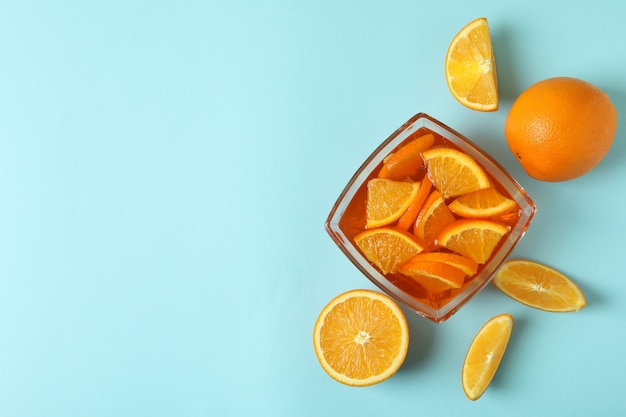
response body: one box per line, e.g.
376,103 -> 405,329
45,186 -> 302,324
325,113 -> 536,322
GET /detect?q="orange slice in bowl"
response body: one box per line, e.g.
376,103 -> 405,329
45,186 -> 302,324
354,228 -> 425,274
422,147 -> 490,199
493,260 -> 586,312
378,133 -> 435,180
405,252 -> 478,276
398,259 -> 466,293
445,17 -> 498,112
436,219 -> 509,264
397,178 -> 432,231
414,189 -> 456,247
313,289 -> 409,386
365,178 -> 420,229
449,187 -> 517,218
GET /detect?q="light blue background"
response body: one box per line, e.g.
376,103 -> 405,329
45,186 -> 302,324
1,1 -> 624,416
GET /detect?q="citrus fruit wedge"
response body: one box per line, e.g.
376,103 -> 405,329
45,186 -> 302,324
398,259 -> 466,293
493,260 -> 586,312
449,187 -> 518,218
405,252 -> 478,276
414,189 -> 456,247
445,17 -> 498,111
378,133 -> 435,180
436,219 -> 509,264
422,147 -> 490,199
365,178 -> 420,229
462,314 -> 513,400
313,289 -> 409,387
397,178 -> 432,231
354,227 -> 425,274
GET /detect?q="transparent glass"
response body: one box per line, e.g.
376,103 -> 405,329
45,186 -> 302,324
325,113 -> 536,323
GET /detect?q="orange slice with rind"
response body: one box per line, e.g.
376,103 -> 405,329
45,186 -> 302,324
397,178 -> 432,231
493,260 -> 586,312
313,289 -> 409,386
405,252 -> 478,276
449,187 -> 518,218
445,17 -> 498,111
398,259 -> 466,293
354,227 -> 425,274
414,189 -> 456,247
365,178 -> 420,229
422,147 -> 490,199
436,219 -> 509,264
462,314 -> 513,400
378,133 -> 435,180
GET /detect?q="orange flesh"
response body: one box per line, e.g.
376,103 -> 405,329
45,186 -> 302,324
493,260 -> 586,312
313,290 -> 409,386
462,314 -> 513,400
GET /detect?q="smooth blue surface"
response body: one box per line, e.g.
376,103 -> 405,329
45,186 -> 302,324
0,1 -> 625,415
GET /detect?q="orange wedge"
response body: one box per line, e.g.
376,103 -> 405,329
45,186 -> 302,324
378,133 -> 435,180
449,187 -> 518,218
365,178 -> 420,229
422,147 -> 490,198
398,259 -> 466,293
445,17 -> 498,111
436,219 -> 509,264
462,314 -> 513,400
354,228 -> 425,274
397,178 -> 432,231
414,190 -> 456,247
493,260 -> 586,312
405,252 -> 478,276
313,289 -> 409,386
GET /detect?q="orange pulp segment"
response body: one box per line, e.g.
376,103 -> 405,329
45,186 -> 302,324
449,187 -> 518,218
397,177 -> 432,231
414,189 -> 456,247
313,289 -> 409,386
365,178 -> 420,229
436,219 -> 509,264
422,147 -> 490,199
493,260 -> 586,312
462,314 -> 513,400
354,228 -> 425,274
378,133 -> 435,180
445,17 -> 498,111
406,252 -> 478,276
398,259 -> 466,293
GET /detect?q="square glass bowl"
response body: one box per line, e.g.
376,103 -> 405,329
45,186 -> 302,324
325,113 -> 536,323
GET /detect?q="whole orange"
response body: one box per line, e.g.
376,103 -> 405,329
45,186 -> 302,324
504,77 -> 618,182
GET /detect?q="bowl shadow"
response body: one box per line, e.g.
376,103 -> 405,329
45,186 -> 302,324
398,308 -> 437,373
491,23 -> 525,106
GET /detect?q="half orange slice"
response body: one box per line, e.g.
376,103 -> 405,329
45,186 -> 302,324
436,219 -> 509,264
365,178 -> 420,229
354,228 -> 425,274
445,17 -> 498,111
378,133 -> 434,180
449,187 -> 518,218
399,259 -> 466,293
422,147 -> 490,199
